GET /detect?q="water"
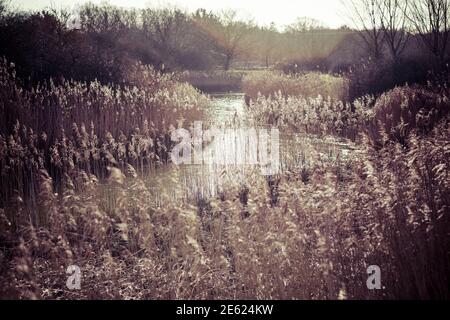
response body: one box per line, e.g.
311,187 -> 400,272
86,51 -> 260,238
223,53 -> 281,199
144,92 -> 355,205
207,92 -> 247,125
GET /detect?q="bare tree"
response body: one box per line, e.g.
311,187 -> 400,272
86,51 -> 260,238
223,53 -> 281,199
0,0 -> 9,18
344,0 -> 386,60
379,0 -> 411,62
196,9 -> 252,70
285,17 -> 325,33
259,23 -> 279,68
407,0 -> 449,65
285,17 -> 326,62
79,3 -> 138,34
218,10 -> 252,70
48,6 -> 72,27
141,7 -> 189,57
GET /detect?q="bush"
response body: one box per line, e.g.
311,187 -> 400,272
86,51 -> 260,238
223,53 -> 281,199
346,58 -> 430,100
0,11 -> 132,86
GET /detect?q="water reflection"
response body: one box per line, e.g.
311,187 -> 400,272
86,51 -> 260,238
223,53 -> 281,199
206,92 -> 247,125
145,92 -> 355,205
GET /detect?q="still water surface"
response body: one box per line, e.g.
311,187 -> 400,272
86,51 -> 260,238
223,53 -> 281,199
146,92 -> 354,205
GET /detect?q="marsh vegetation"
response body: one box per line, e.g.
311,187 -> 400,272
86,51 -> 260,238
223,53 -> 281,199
0,0 -> 449,300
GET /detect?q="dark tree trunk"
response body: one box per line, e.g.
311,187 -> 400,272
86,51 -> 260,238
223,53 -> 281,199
224,54 -> 232,70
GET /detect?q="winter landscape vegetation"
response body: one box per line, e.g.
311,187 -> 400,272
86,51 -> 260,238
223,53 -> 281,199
0,0 -> 449,299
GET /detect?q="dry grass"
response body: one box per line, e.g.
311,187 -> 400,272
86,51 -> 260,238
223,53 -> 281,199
247,93 -> 363,140
242,71 -> 349,103
0,59 -> 449,300
365,84 -> 450,147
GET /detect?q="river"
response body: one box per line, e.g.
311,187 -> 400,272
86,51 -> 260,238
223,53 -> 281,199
138,92 -> 356,206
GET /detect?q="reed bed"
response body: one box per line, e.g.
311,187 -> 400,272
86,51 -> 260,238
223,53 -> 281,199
245,72 -> 449,143
247,93 -> 363,140
242,70 -> 349,103
0,58 -> 207,211
0,59 -> 449,300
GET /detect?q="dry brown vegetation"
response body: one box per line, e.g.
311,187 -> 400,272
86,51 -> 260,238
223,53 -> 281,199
243,71 -> 349,103
1,57 -> 449,299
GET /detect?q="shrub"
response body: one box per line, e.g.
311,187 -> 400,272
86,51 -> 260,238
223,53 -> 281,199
346,58 -> 430,101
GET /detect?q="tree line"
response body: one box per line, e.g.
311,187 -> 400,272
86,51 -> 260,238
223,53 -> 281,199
0,0 -> 448,91
0,1 -> 352,81
345,0 -> 449,67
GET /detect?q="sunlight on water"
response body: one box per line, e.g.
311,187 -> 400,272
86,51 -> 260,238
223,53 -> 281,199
207,92 -> 247,125
145,93 -> 355,205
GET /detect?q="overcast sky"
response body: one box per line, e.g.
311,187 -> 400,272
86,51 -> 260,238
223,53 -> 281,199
13,0 -> 347,28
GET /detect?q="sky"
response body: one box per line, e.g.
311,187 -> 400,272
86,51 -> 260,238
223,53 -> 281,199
12,0 -> 347,29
